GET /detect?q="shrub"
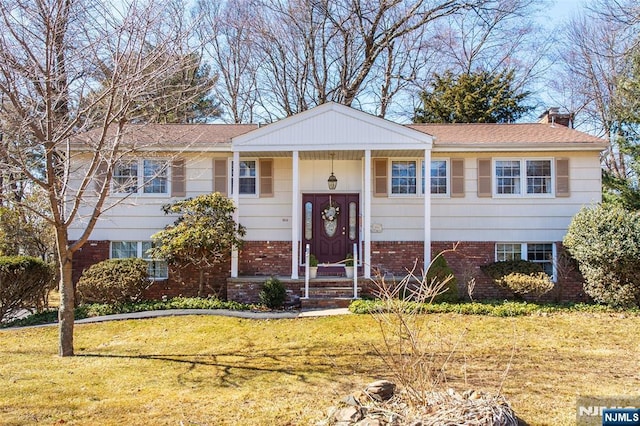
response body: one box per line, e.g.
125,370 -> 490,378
258,277 -> 287,309
0,256 -> 55,322
481,260 -> 554,297
77,258 -> 150,304
425,254 -> 458,302
564,204 -> 640,308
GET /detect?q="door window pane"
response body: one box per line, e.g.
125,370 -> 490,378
304,201 -> 313,241
348,201 -> 357,240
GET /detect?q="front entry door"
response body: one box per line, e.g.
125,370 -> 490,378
302,193 -> 359,264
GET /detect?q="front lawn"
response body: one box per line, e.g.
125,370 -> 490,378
1,312 -> 638,425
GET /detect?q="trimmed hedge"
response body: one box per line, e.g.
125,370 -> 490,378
481,260 -> 554,297
77,258 -> 150,304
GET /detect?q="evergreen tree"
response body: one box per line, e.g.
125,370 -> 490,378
90,50 -> 219,124
414,69 -> 532,123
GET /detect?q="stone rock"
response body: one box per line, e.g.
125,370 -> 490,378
365,380 -> 396,402
334,406 -> 363,423
343,394 -> 361,407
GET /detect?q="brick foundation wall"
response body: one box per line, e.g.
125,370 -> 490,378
227,277 -> 301,305
72,239 -> 588,303
72,241 -> 110,285
71,240 -> 231,300
370,241 -> 589,303
238,241 -> 292,276
144,261 -> 231,300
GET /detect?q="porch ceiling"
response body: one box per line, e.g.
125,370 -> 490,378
238,149 -> 428,159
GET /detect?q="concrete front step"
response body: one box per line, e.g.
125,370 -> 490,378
300,297 -> 355,309
301,286 -> 362,298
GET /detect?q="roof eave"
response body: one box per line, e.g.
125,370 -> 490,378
433,142 -> 608,152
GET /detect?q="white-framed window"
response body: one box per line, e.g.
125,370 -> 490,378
391,160 -> 417,194
112,159 -> 169,195
422,159 -> 449,195
111,241 -> 168,280
495,242 -> 555,279
230,159 -> 258,195
390,159 -> 449,196
494,159 -> 553,196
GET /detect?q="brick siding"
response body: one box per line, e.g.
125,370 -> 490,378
72,239 -> 588,304
238,241 -> 292,276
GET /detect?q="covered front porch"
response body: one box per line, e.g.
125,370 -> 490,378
228,103 -> 435,285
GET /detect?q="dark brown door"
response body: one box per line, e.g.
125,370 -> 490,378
302,193 -> 359,264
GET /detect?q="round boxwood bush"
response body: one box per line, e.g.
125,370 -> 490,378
258,277 -> 287,309
564,204 -> 640,308
77,258 -> 151,304
481,260 -> 554,297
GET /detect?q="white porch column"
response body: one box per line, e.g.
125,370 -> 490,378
231,151 -> 240,278
424,148 -> 432,269
363,150 -> 372,278
291,151 -> 300,279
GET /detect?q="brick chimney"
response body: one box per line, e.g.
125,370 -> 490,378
538,107 -> 573,128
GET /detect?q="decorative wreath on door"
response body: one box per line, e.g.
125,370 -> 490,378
321,202 -> 340,222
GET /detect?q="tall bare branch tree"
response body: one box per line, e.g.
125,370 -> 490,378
0,0 -> 205,356
201,0 -> 522,121
551,2 -> 638,176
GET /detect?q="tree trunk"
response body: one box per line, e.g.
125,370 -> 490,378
56,235 -> 75,357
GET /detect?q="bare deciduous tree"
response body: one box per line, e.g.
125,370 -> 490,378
0,0 -> 204,356
551,4 -> 638,177
198,0 -> 261,123
201,0 -> 532,122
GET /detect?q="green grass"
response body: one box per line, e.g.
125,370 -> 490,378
1,311 -> 639,425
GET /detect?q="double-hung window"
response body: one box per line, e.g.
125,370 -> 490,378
495,159 -> 552,196
230,160 -> 258,195
391,161 -> 417,194
111,241 -> 168,280
113,161 -> 138,194
113,159 -> 169,195
423,159 -> 448,195
390,159 -> 449,195
496,243 -> 555,279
